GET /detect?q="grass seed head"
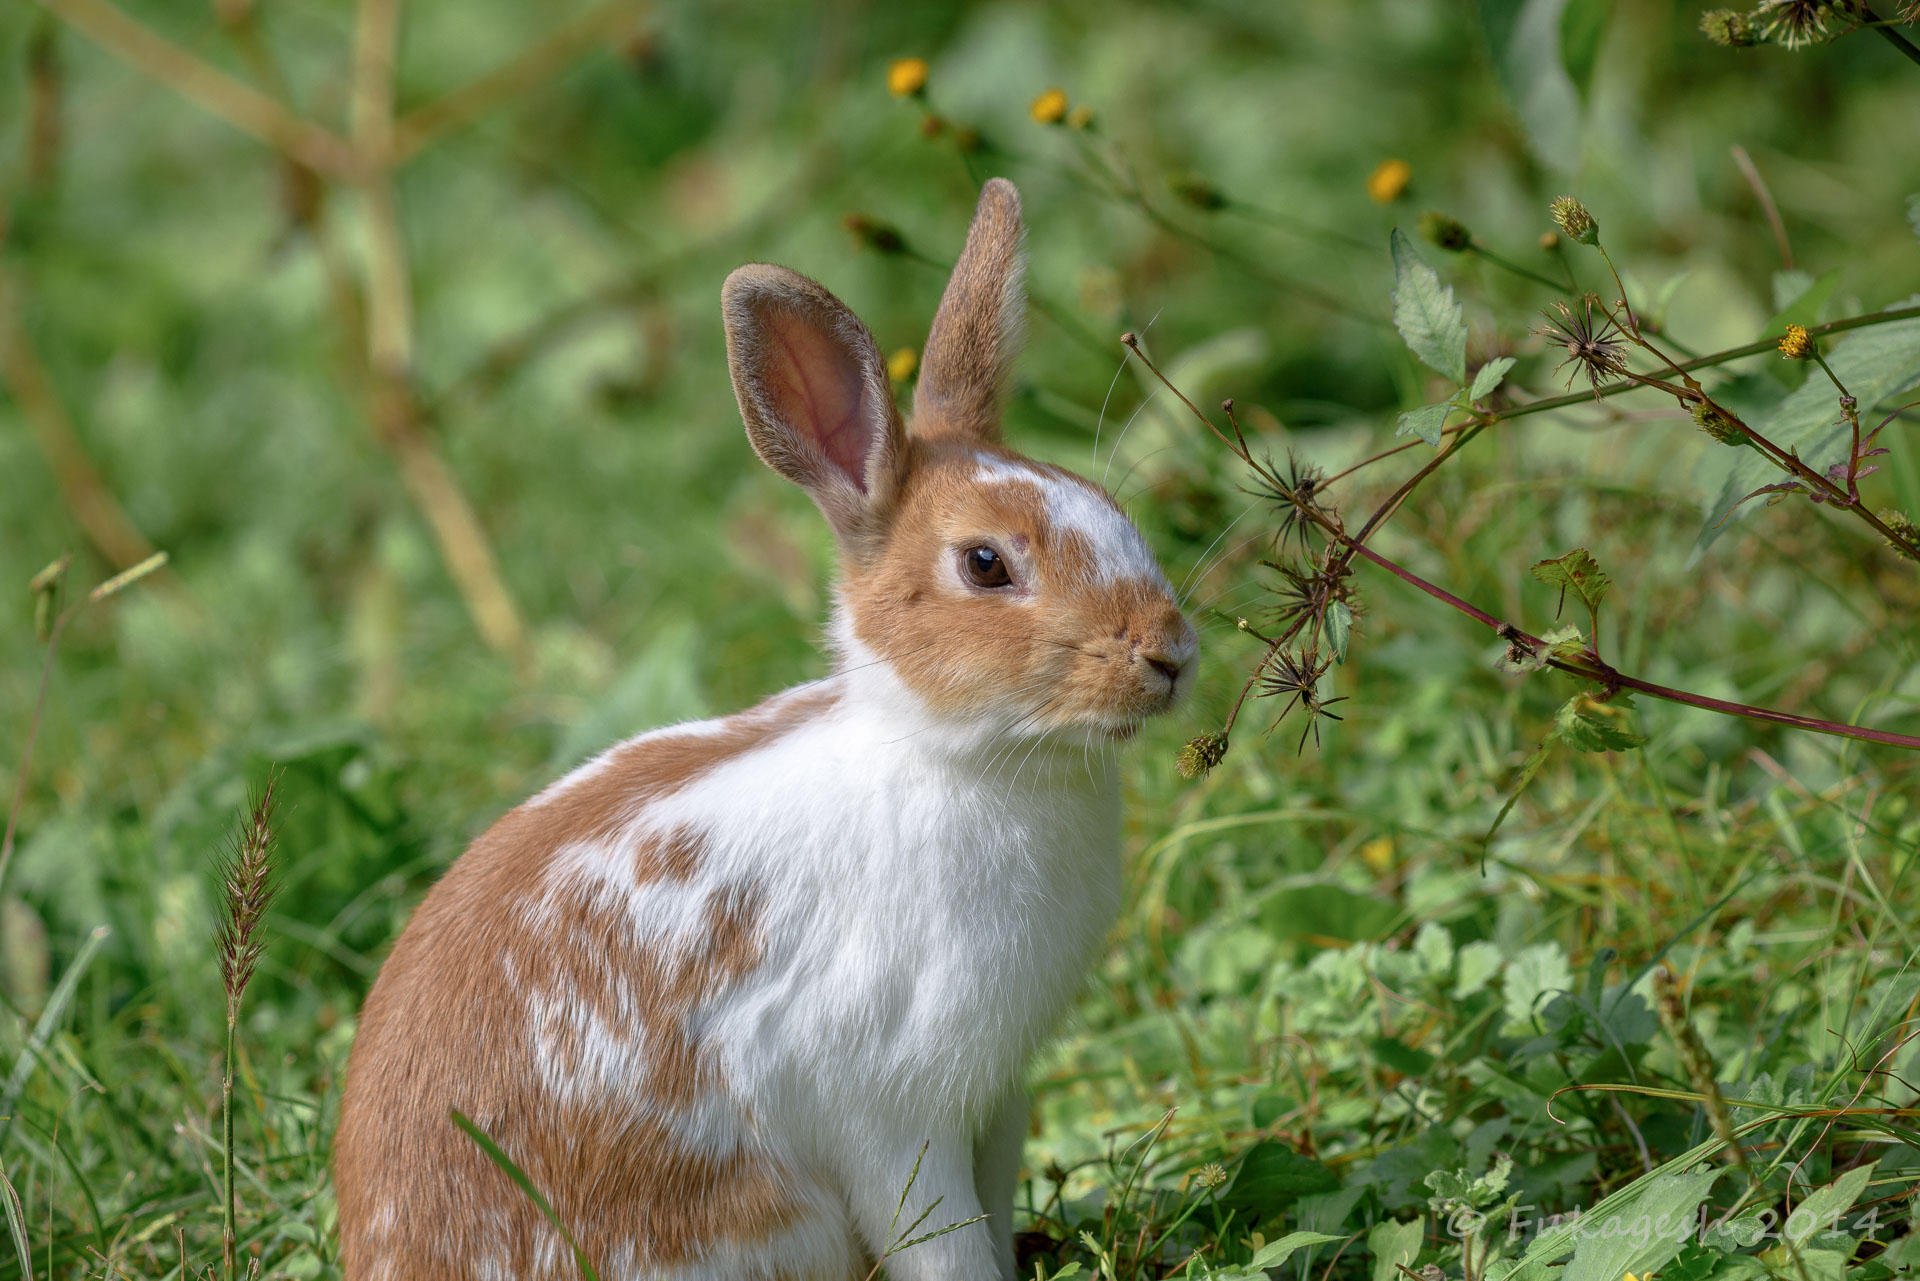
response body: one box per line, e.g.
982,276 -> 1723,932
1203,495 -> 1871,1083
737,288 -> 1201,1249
216,778 -> 280,1019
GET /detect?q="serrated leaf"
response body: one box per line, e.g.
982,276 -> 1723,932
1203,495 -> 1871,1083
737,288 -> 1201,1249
1250,1231 -> 1344,1269
1529,547 -> 1611,617
1391,229 -> 1468,383
1540,623 -> 1586,660
1553,693 -> 1647,753
1696,303 -> 1920,556
1396,400 -> 1453,447
1468,356 -> 1516,400
1324,600 -> 1353,664
1503,942 -> 1574,1030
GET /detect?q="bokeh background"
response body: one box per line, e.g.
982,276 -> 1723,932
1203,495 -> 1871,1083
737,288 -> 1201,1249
2,0 -> 1918,1275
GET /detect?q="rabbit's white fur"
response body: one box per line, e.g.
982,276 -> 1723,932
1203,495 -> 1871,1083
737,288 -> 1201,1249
335,179 -> 1196,1281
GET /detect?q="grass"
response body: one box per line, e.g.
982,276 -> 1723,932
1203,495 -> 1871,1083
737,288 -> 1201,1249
2,0 -> 1919,1277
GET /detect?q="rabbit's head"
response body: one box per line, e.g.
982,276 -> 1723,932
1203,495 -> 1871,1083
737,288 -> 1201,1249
723,179 -> 1195,740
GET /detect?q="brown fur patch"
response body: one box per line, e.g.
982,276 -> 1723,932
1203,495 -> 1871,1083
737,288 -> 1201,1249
842,439 -> 1189,731
335,686 -> 835,1279
915,179 -> 1025,443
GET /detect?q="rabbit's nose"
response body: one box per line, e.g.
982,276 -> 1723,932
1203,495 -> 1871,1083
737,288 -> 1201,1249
1143,654 -> 1183,685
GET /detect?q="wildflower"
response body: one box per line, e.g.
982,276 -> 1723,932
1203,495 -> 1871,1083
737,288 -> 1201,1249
1067,104 -> 1095,130
887,57 -> 928,97
841,214 -> 906,256
1535,296 -> 1629,395
1171,174 -> 1227,211
1418,211 -> 1472,252
1699,8 -> 1760,44
1549,195 -> 1599,245
1755,0 -> 1843,47
1778,323 -> 1813,360
1030,88 -> 1068,124
1176,732 -> 1229,779
887,347 -> 918,382
1691,399 -> 1748,445
1367,158 -> 1411,204
1196,1163 -> 1229,1190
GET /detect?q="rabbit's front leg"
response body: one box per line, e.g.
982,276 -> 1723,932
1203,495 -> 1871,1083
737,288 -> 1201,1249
842,1132 -> 1007,1281
973,1086 -> 1029,1279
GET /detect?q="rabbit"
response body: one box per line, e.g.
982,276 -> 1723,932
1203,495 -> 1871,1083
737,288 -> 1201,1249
333,177 -> 1198,1281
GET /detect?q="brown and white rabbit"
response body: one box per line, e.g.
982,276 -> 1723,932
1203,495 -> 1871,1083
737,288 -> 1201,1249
334,178 -> 1197,1281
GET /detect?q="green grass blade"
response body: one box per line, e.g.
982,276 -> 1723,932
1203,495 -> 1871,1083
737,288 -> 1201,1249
0,1151 -> 31,1281
449,1109 -> 600,1281
0,925 -> 109,1149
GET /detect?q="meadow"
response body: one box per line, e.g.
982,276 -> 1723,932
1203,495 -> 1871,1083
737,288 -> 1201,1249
2,0 -> 1919,1277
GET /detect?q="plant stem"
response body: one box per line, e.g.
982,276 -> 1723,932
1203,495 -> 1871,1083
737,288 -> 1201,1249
1860,4 -> 1920,66
1468,242 -> 1566,292
222,1016 -> 237,1281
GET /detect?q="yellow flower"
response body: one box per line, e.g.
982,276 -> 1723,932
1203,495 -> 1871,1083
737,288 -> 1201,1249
1359,836 -> 1395,874
1030,87 -> 1069,124
1367,158 -> 1412,204
1778,324 -> 1813,360
1067,104 -> 1095,130
887,346 -> 919,382
887,57 -> 928,97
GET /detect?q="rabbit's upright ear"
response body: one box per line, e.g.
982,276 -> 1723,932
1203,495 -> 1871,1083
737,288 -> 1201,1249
723,265 -> 907,550
913,178 -> 1025,444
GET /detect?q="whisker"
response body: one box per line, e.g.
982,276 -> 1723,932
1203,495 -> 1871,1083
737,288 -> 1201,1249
1178,501 -> 1259,603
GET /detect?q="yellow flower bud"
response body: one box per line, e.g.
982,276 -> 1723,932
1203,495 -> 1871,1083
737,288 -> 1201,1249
887,347 -> 918,382
1778,324 -> 1813,360
887,57 -> 928,97
1367,158 -> 1411,204
1030,87 -> 1068,125
1066,104 -> 1094,130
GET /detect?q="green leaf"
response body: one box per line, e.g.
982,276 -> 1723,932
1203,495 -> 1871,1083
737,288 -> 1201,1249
1484,733 -> 1557,845
1395,400 -> 1453,447
1469,356 -> 1516,400
1559,1167 -> 1721,1281
1766,269 -> 1842,348
1480,0 -> 1583,169
1528,547 -> 1611,618
1553,693 -> 1648,753
1368,1218 -> 1423,1281
1454,941 -> 1504,998
451,1109 -> 603,1281
1324,600 -> 1353,663
1503,942 -> 1574,1029
1784,1161 -> 1876,1248
0,1152 -> 30,1281
1249,1230 -> 1344,1269
1391,229 -> 1468,383
1369,1035 -> 1435,1077
1559,0 -> 1611,98
1696,303 -> 1920,555
1222,1142 -> 1343,1212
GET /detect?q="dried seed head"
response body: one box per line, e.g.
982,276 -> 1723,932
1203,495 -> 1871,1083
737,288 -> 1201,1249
1549,196 -> 1599,245
1030,88 -> 1068,124
1699,8 -> 1760,44
1176,731 -> 1230,780
1418,211 -> 1472,252
1755,0 -> 1844,47
1778,323 -> 1813,360
1367,158 -> 1412,204
887,57 -> 929,97
1534,296 -> 1629,396
841,214 -> 907,256
1690,399 -> 1748,446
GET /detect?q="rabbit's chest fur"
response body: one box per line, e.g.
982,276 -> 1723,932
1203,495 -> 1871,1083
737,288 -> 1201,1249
551,674 -> 1124,1123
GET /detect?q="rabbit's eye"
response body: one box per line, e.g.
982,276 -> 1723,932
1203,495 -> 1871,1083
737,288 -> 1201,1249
961,545 -> 1012,589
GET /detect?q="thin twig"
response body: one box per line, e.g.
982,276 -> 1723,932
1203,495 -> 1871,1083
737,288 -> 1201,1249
1730,146 -> 1793,271
29,0 -> 359,177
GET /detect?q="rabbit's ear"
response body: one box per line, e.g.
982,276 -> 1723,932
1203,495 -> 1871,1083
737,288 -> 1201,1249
914,178 -> 1026,444
723,264 -> 907,549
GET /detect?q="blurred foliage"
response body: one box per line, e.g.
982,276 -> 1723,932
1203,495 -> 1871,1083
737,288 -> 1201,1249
2,0 -> 1919,1276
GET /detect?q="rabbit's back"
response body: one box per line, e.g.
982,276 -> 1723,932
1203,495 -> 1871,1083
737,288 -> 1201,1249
335,682 -> 864,1281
